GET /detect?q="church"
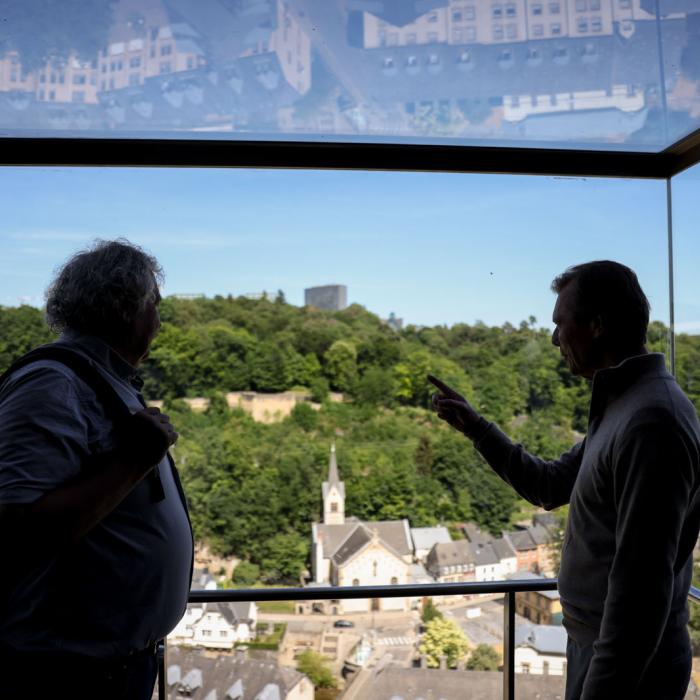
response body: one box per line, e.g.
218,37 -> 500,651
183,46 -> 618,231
310,445 -> 413,613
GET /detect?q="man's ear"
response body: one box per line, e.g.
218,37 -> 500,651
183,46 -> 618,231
590,315 -> 604,339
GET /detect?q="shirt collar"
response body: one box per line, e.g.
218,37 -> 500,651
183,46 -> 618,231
59,329 -> 143,389
589,352 -> 668,420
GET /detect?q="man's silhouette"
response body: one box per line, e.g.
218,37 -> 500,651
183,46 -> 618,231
431,260 -> 700,700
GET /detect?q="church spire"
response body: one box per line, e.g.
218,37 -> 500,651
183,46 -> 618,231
328,441 -> 340,486
322,442 -> 345,525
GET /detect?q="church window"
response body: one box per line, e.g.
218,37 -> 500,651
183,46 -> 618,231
352,578 -> 360,586
373,561 -> 378,577
390,576 -> 398,585
330,502 -> 338,513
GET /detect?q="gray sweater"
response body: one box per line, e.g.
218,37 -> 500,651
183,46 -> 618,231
473,353 -> 700,697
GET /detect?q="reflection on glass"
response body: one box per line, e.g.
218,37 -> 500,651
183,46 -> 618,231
0,0 -> 699,149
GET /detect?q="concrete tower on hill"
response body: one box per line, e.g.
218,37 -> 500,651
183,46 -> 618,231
304,285 -> 347,311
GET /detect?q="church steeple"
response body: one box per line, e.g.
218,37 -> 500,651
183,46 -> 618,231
322,442 -> 345,525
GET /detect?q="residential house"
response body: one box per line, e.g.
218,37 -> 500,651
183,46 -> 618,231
515,623 -> 568,676
411,525 -> 452,562
504,524 -> 555,575
169,569 -> 257,650
426,540 -> 475,583
509,571 -> 563,625
165,646 -> 313,700
472,542 -> 502,582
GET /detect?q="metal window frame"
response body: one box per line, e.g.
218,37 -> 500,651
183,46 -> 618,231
1,124 -> 700,178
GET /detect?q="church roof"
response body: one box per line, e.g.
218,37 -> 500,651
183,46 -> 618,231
331,523 -> 374,566
316,518 -> 413,562
322,443 -> 345,500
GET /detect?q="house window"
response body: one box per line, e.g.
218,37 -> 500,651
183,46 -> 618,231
391,577 -> 398,585
492,25 -> 504,40
551,22 -> 562,34
522,662 -> 531,674
532,4 -> 543,15
427,12 -> 438,22
48,90 -> 55,100
161,44 -> 173,56
590,0 -> 601,8
492,4 -> 503,19
577,19 -> 588,32
129,74 -> 140,86
130,56 -> 141,68
10,70 -> 17,82
591,17 -> 602,32
73,74 -> 87,85
575,0 -> 587,10
543,660 -> 549,675
452,10 -> 462,22
465,6 -> 475,20
549,2 -> 560,12
465,27 -> 476,41
160,62 -> 171,73
532,24 -> 544,36
506,4 -> 516,17
202,630 -> 211,637
506,23 -> 517,39
221,630 -> 228,637
452,29 -> 463,42
427,32 -> 439,43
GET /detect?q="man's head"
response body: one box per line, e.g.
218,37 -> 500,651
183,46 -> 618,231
45,239 -> 163,366
551,261 -> 650,379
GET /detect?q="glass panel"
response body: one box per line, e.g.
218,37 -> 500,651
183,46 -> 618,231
0,0 -> 698,151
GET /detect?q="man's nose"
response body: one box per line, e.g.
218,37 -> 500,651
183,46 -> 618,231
552,327 -> 560,347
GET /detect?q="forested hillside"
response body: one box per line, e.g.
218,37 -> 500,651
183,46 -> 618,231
1,297 -> 698,584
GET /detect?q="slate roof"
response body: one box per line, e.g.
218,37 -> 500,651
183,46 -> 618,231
528,524 -> 553,546
317,518 -> 413,560
331,523 -> 374,566
359,665 -> 572,699
426,540 -> 475,570
463,522 -> 492,546
411,525 -> 452,551
532,512 -> 559,533
203,601 -> 256,625
491,537 -> 517,561
347,0 -> 448,28
472,542 -> 500,567
515,623 -> 567,656
165,647 -> 307,700
504,529 -> 537,552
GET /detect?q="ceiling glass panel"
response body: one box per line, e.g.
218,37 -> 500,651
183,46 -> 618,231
0,0 -> 698,152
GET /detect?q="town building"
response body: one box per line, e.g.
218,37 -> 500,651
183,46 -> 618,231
169,569 -> 258,650
165,646 -> 314,700
309,445 -> 413,613
509,571 -> 563,625
304,284 -> 348,311
503,524 -> 555,575
515,623 -> 568,676
411,525 -> 453,562
426,540 -> 476,582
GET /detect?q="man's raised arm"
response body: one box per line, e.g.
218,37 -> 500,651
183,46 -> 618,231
429,374 -> 583,510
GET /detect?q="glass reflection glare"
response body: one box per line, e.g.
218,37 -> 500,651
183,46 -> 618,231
0,0 -> 698,150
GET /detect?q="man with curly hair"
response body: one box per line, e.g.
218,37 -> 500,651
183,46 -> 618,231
0,239 -> 193,700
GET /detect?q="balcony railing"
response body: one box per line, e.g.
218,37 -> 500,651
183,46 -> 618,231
157,580 -> 700,700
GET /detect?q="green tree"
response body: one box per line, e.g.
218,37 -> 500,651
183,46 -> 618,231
233,561 -> 260,585
290,401 -> 319,432
260,532 -> 309,583
324,340 -> 358,393
421,597 -> 443,623
465,644 -> 501,671
419,617 -> 470,668
296,651 -> 337,688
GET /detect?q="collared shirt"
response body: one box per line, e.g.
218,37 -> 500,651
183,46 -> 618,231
473,353 -> 700,697
0,331 -> 193,658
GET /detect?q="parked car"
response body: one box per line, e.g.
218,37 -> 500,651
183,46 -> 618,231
334,619 -> 354,628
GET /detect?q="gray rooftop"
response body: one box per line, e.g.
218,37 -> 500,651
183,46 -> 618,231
411,526 -> 452,551
463,523 -> 493,546
165,647 -> 306,700
426,540 -> 475,570
504,529 -> 537,552
472,542 -> 500,567
317,518 -> 413,560
491,537 -> 517,561
359,665 -> 570,699
515,623 -> 567,656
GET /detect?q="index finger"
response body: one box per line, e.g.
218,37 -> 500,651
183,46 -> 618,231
427,374 -> 462,399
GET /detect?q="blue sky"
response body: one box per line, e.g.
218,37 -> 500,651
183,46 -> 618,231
0,165 -> 694,331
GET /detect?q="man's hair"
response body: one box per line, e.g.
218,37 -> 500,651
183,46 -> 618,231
551,260 -> 650,349
45,239 -> 163,337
